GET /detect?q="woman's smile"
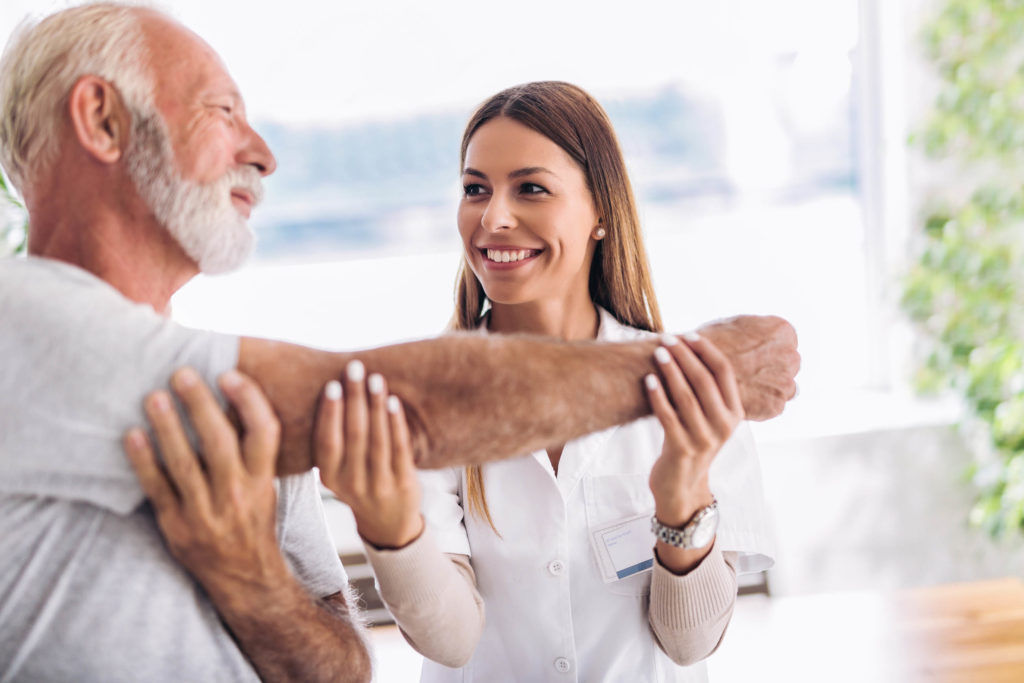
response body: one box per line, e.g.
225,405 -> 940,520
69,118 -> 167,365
478,246 -> 544,270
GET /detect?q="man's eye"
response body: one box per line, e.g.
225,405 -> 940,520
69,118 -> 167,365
463,184 -> 485,197
521,183 -> 547,194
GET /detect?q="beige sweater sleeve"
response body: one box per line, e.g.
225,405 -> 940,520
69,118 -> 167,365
362,526 -> 484,668
648,540 -> 739,666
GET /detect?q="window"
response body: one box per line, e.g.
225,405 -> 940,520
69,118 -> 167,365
2,0 -> 872,392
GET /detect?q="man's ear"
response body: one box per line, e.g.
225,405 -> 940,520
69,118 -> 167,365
68,75 -> 130,165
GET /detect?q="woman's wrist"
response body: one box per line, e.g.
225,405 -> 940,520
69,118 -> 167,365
653,483 -> 715,528
356,513 -> 425,550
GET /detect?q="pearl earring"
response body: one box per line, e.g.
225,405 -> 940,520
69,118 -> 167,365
595,228 -> 606,239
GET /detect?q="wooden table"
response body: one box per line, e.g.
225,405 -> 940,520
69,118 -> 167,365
707,577 -> 1024,682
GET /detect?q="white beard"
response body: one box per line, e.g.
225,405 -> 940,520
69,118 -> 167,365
125,112 -> 263,275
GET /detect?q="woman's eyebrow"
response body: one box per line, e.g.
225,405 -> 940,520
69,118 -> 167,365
509,166 -> 557,179
462,166 -> 559,179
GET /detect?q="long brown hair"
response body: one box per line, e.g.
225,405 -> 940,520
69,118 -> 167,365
451,82 -> 663,532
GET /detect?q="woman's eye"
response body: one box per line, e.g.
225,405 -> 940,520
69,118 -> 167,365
463,183 -> 485,197
521,182 -> 547,194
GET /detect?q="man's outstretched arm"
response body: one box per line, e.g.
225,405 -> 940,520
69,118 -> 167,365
238,315 -> 799,475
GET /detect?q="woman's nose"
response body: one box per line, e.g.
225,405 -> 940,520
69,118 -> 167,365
480,194 -> 516,232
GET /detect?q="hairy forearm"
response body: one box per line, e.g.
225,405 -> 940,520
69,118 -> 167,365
210,580 -> 370,683
240,333 -> 662,474
240,314 -> 799,476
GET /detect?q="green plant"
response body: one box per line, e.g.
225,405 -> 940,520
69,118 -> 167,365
1,171 -> 27,256
903,0 -> 1024,538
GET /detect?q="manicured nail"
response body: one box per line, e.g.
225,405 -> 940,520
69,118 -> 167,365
174,366 -> 198,388
368,373 -> 384,394
387,395 -> 401,414
645,374 -> 660,390
347,360 -> 365,382
220,370 -> 243,390
683,331 -> 701,343
660,333 -> 679,346
325,380 -> 342,401
654,346 -> 672,364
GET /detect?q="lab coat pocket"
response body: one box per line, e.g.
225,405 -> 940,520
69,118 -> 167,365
584,474 -> 655,596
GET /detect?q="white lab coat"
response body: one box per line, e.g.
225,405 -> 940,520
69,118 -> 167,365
419,308 -> 774,682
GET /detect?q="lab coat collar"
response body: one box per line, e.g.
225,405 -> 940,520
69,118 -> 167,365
476,305 -> 632,341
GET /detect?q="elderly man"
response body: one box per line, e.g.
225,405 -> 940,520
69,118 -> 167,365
0,2 -> 799,682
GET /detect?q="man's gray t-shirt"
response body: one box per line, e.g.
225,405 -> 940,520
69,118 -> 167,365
0,257 -> 348,682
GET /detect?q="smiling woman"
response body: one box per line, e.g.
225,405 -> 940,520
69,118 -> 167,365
457,116 -> 605,332
453,83 -> 660,338
337,80 -> 773,683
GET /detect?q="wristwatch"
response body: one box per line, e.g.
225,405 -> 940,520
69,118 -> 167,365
651,498 -> 719,550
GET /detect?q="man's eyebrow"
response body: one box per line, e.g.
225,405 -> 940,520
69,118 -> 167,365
203,88 -> 243,105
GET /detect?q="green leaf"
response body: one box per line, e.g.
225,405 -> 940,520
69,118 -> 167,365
906,0 -> 1024,538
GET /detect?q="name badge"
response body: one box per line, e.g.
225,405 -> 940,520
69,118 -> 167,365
589,512 -> 656,583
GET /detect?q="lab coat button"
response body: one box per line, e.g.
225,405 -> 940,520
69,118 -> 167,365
547,560 -> 565,576
554,657 -> 572,673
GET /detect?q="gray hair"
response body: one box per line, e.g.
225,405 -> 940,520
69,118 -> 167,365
0,2 -> 156,192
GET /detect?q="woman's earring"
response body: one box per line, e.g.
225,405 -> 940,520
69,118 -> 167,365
595,228 -> 606,239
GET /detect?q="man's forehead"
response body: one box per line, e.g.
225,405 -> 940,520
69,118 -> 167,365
136,9 -> 240,102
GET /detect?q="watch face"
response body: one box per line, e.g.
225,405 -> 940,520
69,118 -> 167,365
690,508 -> 719,549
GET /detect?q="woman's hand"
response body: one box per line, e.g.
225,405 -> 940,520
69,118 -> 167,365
315,361 -> 424,549
645,332 -> 744,535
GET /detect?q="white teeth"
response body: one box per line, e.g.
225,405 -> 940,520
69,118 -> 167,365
486,249 -> 536,263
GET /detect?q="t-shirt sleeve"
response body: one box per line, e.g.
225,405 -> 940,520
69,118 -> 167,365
275,471 -> 349,598
0,258 -> 239,515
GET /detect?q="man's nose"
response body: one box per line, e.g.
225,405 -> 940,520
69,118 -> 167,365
238,122 -> 277,176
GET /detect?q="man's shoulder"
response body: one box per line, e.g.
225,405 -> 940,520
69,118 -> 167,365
1,255 -> 97,283
0,256 -> 123,311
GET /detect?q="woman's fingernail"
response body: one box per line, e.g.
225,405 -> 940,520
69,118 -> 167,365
325,380 -> 342,401
660,333 -> 679,346
654,346 -> 672,364
645,373 -> 659,390
368,374 -> 384,394
387,395 -> 401,414
347,360 -> 365,382
220,370 -> 243,389
683,331 -> 701,343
